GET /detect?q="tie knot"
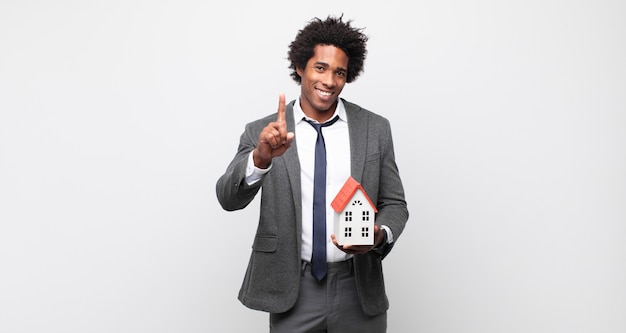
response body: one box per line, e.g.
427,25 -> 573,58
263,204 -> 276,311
305,115 -> 339,132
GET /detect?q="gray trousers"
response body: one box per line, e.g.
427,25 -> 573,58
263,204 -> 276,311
269,260 -> 387,333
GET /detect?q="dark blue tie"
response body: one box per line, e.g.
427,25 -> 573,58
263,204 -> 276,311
306,115 -> 339,282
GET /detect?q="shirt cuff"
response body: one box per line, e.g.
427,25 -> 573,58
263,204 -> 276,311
380,225 -> 394,244
245,151 -> 271,185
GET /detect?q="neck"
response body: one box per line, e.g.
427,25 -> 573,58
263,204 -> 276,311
299,99 -> 338,123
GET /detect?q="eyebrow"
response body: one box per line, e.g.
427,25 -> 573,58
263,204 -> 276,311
313,61 -> 347,73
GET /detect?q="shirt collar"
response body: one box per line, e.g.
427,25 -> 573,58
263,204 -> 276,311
294,97 -> 347,125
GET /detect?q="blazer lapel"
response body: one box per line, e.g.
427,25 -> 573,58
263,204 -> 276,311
345,100 -> 368,184
283,101 -> 303,254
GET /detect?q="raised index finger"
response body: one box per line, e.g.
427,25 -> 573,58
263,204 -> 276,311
276,93 -> 286,123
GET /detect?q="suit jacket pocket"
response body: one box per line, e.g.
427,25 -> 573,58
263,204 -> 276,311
252,235 -> 278,253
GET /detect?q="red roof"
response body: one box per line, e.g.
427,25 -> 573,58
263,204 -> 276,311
331,176 -> 378,213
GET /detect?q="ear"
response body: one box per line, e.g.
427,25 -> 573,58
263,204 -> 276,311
296,67 -> 303,77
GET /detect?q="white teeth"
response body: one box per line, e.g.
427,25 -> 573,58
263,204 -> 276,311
317,89 -> 331,96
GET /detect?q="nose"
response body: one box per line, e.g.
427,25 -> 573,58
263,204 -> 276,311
320,71 -> 335,87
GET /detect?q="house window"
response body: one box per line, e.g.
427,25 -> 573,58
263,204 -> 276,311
344,211 -> 352,222
361,227 -> 369,237
351,199 -> 363,206
344,227 -> 352,237
362,210 -> 370,221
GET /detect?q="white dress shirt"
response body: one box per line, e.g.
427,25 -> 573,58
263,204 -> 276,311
294,98 -> 352,263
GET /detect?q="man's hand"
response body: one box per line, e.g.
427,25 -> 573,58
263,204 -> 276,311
331,224 -> 387,255
253,93 -> 295,168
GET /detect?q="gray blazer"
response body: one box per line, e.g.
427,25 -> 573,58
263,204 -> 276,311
216,99 -> 409,316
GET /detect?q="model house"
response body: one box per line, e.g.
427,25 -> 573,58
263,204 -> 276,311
331,176 -> 378,246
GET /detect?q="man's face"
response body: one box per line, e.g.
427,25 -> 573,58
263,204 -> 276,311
297,44 -> 349,119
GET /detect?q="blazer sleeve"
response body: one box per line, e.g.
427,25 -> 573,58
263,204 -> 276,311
364,114 -> 409,250
216,118 -> 268,211
379,119 -> 409,244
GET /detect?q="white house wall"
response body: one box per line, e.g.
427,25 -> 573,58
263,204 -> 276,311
333,189 -> 375,245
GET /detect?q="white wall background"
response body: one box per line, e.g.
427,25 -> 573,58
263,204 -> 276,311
1,1 -> 624,332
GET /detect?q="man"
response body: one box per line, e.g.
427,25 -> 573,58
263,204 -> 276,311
216,14 -> 408,333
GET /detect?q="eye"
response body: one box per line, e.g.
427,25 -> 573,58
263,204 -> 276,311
315,65 -> 325,71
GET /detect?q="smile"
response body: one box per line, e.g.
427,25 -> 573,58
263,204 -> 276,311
316,88 -> 332,97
